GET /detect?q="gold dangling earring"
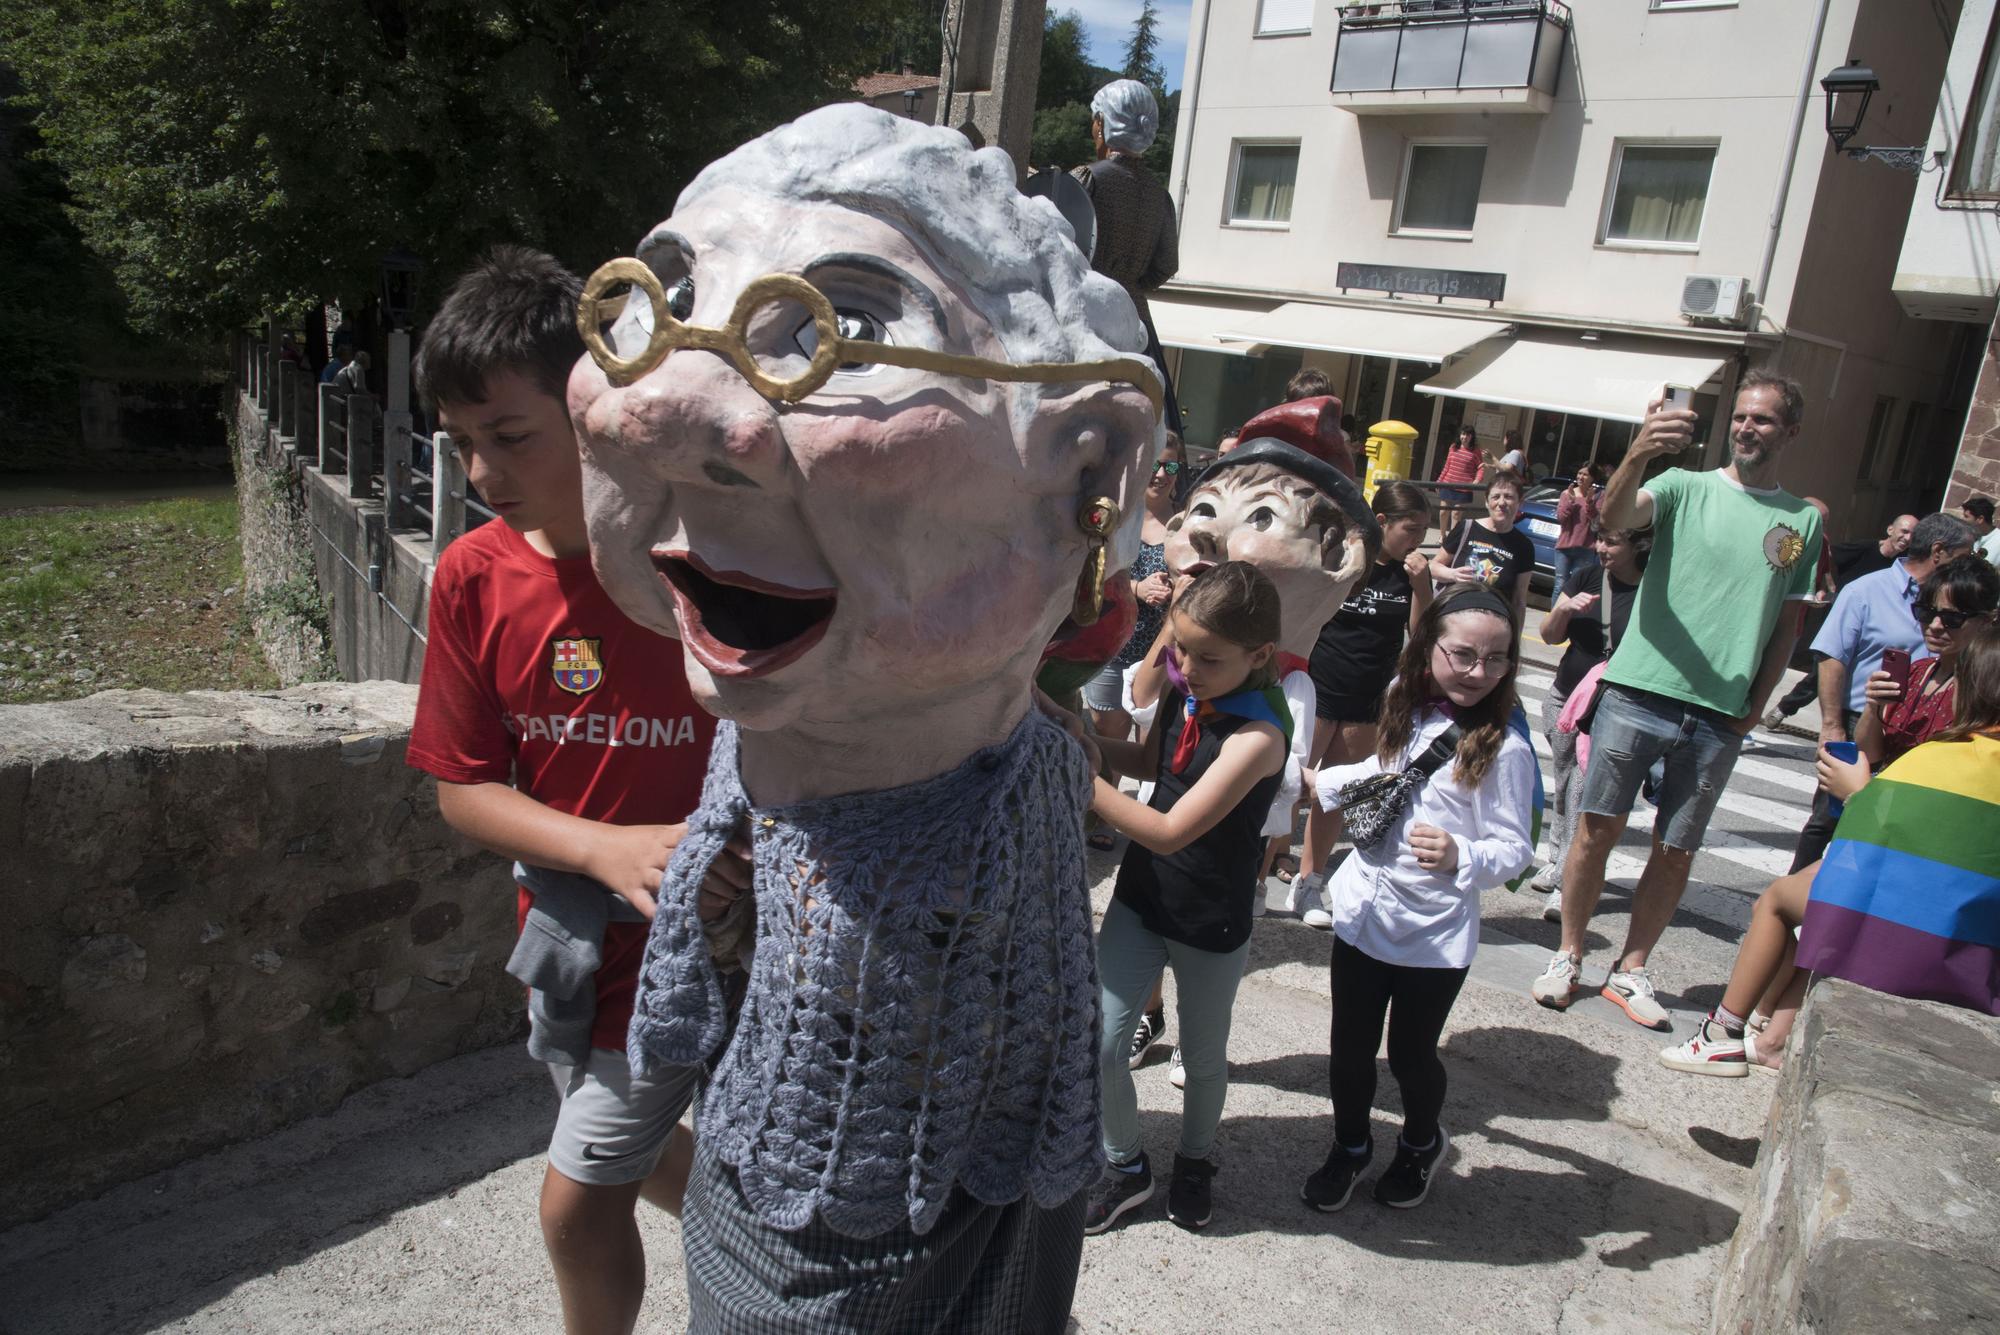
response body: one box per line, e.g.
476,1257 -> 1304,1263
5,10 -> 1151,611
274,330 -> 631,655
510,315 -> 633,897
1072,497 -> 1120,626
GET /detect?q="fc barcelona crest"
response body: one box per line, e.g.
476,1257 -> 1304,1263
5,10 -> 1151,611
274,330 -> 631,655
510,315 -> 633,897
551,638 -> 604,695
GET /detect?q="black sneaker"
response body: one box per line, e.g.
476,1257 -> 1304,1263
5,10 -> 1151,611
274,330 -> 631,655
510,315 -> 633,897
1167,1153 -> 1217,1230
1126,1009 -> 1164,1070
1083,1154 -> 1154,1235
1300,1141 -> 1372,1212
1373,1128 -> 1450,1209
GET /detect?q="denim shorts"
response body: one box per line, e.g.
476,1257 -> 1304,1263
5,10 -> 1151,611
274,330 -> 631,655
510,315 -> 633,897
1082,661 -> 1127,713
1578,682 -> 1745,851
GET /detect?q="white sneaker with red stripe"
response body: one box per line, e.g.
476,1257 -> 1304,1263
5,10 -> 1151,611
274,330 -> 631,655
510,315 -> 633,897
1659,1015 -> 1749,1077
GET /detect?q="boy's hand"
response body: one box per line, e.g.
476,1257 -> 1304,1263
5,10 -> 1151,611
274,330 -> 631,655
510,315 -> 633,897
585,822 -> 684,920
1409,823 -> 1459,874
697,832 -> 754,924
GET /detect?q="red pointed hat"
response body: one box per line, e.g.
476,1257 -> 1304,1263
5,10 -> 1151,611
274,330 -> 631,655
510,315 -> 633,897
1236,395 -> 1353,476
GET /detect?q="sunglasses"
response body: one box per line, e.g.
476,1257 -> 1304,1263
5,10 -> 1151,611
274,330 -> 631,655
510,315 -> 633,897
1913,602 -> 1987,630
1153,460 -> 1182,477
577,260 -> 1164,415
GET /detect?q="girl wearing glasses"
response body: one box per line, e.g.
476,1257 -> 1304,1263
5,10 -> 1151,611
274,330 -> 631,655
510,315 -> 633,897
1297,586 -> 1536,1211
1661,553 -> 2000,1077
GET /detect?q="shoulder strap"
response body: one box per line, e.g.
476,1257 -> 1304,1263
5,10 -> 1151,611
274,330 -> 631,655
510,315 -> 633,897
1602,565 -> 1617,653
1408,722 -> 1463,780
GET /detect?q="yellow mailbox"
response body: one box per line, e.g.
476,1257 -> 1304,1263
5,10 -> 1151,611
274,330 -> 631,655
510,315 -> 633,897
1362,420 -> 1419,499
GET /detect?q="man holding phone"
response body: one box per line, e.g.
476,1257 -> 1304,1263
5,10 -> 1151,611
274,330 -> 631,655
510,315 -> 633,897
1791,511 -> 1976,867
1533,371 -> 1824,1029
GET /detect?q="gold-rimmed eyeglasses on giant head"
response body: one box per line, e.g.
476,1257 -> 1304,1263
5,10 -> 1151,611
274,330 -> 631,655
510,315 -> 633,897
575,258 -> 1163,416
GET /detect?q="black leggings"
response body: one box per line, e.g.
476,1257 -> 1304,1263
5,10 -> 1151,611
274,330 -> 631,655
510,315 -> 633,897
1328,935 -> 1469,1149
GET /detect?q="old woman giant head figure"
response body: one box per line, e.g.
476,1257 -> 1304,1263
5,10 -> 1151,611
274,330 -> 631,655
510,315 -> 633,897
569,105 -> 1159,754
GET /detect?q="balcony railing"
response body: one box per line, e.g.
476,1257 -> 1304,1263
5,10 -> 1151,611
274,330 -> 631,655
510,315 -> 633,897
1331,0 -> 1572,113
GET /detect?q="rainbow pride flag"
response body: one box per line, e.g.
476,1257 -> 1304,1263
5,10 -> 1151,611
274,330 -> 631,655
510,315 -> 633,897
1797,734 -> 2000,1015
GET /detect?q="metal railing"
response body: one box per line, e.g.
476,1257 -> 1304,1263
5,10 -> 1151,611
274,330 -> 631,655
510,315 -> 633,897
1332,0 -> 1571,98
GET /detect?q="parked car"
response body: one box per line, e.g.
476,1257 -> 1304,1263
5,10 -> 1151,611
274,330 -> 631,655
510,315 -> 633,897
1517,476 -> 1567,589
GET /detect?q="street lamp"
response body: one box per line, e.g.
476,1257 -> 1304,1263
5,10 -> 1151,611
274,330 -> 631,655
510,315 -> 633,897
902,86 -> 921,119
1820,60 -> 1933,172
379,246 -> 425,330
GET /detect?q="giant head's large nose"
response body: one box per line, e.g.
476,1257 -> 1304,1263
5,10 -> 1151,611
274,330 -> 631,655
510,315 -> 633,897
1183,518 -> 1225,562
589,346 -> 789,487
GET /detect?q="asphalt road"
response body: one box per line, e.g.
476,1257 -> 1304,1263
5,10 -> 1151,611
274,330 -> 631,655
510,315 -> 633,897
0,615 -> 1821,1334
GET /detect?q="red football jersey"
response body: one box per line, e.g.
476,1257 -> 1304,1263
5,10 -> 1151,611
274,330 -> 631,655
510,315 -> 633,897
408,519 -> 715,1050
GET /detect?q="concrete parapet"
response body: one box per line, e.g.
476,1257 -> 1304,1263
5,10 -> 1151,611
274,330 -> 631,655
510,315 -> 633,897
0,683 -> 519,1228
1711,979 -> 2000,1332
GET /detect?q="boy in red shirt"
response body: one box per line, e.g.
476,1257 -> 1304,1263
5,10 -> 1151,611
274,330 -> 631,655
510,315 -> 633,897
405,246 -> 727,1335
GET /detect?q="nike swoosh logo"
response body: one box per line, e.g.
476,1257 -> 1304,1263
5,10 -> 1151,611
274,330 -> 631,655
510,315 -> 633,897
580,1143 -> 644,1162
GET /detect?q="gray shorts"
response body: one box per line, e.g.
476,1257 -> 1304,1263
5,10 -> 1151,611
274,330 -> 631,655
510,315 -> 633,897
545,1047 -> 701,1187
1578,682 -> 1745,851
1082,662 -> 1127,713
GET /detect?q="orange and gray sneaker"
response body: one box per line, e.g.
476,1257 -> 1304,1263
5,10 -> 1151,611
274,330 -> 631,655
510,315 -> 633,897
1601,967 -> 1673,1031
1529,951 -> 1583,1009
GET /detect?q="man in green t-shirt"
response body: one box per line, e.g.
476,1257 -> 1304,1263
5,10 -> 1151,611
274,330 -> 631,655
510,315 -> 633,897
1531,370 -> 1823,1029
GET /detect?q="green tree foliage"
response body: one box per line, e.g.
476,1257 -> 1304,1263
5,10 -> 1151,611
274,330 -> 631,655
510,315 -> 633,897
1120,1 -> 1165,91
1029,101 -> 1094,173
1036,10 -> 1096,110
1,0 -> 909,337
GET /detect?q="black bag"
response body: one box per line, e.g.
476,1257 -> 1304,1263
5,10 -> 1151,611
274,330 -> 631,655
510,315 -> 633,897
1335,724 -> 1463,852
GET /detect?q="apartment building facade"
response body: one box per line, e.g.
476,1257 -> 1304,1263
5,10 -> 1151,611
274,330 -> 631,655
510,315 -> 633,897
1158,0 -> 1970,539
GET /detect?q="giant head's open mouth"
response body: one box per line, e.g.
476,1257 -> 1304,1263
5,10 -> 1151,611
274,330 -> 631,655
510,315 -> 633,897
651,550 -> 837,679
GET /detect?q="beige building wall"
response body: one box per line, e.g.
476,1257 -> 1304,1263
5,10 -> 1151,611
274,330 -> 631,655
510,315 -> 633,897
1166,0 -> 1964,538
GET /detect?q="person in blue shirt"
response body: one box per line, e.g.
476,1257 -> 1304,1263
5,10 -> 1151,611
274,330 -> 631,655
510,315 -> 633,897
1793,510 -> 1976,869
319,329 -> 355,384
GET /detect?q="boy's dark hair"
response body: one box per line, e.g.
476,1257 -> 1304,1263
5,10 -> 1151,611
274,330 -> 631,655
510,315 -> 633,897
1963,495 -> 1995,525
1924,553 -> 2000,619
415,245 -> 585,409
1285,367 -> 1332,401
1175,561 -> 1282,687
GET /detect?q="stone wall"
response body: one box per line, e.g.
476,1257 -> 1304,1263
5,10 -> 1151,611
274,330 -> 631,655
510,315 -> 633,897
1710,979 -> 2000,1332
1945,325 -> 2000,511
233,392 -> 431,686
0,683 -> 520,1229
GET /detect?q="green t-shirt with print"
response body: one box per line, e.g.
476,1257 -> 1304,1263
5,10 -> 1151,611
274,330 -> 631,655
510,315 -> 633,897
1604,468 -> 1822,718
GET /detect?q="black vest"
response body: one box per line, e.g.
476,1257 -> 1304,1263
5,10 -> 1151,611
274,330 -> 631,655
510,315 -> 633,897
1113,691 -> 1285,953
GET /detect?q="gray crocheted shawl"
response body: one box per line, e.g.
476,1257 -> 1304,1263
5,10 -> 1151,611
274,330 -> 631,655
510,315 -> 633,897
627,709 -> 1104,1237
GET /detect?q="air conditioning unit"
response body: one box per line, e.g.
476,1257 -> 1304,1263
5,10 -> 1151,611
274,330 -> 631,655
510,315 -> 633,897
1680,273 -> 1749,324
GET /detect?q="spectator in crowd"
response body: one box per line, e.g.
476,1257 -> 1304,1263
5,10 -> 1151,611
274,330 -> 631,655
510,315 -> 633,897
1531,371 -> 1823,1030
1083,434 -> 1186,844
1765,508 -> 1915,728
1661,567 -> 2000,1076
1496,428 -> 1527,477
1531,526 -> 1652,919
1790,511 -> 1976,869
1298,587 -> 1535,1212
1430,467 -> 1535,634
319,328 -> 355,384
1434,424 -> 1483,536
1552,461 -> 1603,592
1964,495 -> 2000,565
278,331 -> 308,370
1296,481 -> 1436,927
1286,367 -> 1332,401
1073,78 -> 1182,435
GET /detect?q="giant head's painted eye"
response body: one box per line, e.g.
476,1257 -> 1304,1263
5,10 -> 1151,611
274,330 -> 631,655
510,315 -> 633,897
794,309 -> 888,372
666,276 -> 695,321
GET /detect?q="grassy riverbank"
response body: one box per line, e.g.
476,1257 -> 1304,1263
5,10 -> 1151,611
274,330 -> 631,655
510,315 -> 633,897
0,494 -> 277,704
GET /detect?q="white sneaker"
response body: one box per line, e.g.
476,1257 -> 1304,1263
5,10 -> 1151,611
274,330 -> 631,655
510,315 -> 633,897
1284,870 -> 1323,915
1529,952 -> 1582,1009
1168,1045 -> 1186,1089
1529,862 -> 1561,892
1302,900 -> 1334,931
1659,1015 -> 1748,1077
1540,886 -> 1564,924
1250,890 -> 1268,918
1601,968 -> 1673,1032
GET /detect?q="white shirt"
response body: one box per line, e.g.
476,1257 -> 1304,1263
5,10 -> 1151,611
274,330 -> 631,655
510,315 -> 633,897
1124,661 -> 1315,827
1314,707 -> 1536,969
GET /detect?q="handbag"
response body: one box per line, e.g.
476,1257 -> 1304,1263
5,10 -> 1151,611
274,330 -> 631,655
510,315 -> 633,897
1335,723 -> 1463,853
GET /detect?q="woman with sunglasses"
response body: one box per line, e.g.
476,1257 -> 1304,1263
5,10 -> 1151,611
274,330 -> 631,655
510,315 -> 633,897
1661,553 -> 2000,1077
1084,436 -> 1188,843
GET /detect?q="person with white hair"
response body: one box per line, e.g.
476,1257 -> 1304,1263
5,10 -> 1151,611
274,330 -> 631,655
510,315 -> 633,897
1072,78 -> 1183,435
567,102 -> 1160,1332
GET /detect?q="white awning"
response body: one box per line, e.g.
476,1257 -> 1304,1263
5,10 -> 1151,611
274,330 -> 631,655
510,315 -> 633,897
1414,334 -> 1728,425
1149,295 -> 1269,356
1218,301 -> 1509,363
